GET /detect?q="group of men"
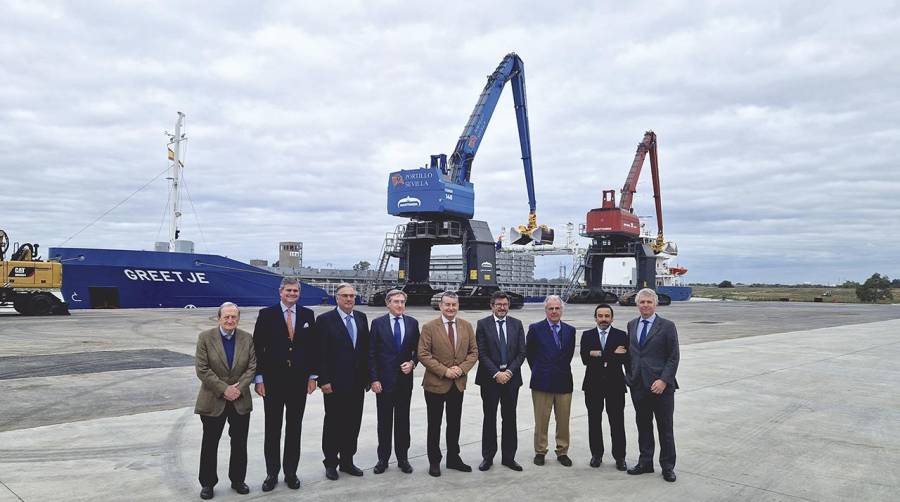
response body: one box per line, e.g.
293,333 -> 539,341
193,278 -> 680,499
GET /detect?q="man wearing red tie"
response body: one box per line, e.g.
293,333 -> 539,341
252,278 -> 318,493
417,292 -> 478,477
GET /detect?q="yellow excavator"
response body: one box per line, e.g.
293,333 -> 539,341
1,229 -> 69,315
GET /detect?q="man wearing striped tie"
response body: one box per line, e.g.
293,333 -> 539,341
626,288 -> 680,483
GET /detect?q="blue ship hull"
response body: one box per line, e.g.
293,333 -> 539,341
48,247 -> 329,310
657,285 -> 693,301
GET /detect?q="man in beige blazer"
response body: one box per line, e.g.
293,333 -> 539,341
418,292 -> 478,477
195,302 -> 257,500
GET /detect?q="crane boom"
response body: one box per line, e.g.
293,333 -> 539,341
445,54 -> 537,215
388,51 -> 548,244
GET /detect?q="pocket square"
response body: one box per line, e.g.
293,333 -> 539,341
303,322 -> 309,328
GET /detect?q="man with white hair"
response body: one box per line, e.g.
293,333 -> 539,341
195,302 -> 256,500
317,283 -> 370,481
525,295 -> 577,467
626,288 -> 680,483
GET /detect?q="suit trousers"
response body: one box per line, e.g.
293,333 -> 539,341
199,402 -> 249,487
531,390 -> 572,456
263,388 -> 308,477
584,390 -> 626,460
375,376 -> 413,462
480,382 -> 520,462
322,388 -> 365,468
632,391 -> 676,470
424,385 -> 464,465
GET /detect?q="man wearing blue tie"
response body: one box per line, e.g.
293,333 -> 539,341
626,288 -> 680,483
317,283 -> 370,481
526,295 -> 576,467
369,289 -> 420,474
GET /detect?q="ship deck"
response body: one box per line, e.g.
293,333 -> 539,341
2,300 -> 899,501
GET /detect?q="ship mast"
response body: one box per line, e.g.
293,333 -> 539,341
166,112 -> 185,252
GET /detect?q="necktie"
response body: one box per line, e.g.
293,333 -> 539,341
600,330 -> 607,350
552,324 -> 561,349
345,314 -> 356,348
447,321 -> 456,349
393,317 -> 403,351
639,320 -> 649,347
286,308 -> 295,340
497,319 -> 508,366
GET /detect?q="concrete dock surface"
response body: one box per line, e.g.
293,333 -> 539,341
1,301 -> 899,501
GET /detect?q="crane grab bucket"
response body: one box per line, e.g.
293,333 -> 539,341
510,217 -> 555,245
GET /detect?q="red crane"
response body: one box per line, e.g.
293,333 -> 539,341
584,130 -> 666,252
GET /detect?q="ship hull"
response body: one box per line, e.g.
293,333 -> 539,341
48,248 -> 329,309
657,285 -> 692,301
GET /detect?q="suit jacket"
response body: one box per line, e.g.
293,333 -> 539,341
317,308 -> 370,393
475,315 -> 526,387
580,326 -> 630,394
368,313 -> 420,393
526,320 -> 576,394
252,303 -> 318,392
195,327 -> 256,416
626,315 -> 680,397
418,317 -> 478,394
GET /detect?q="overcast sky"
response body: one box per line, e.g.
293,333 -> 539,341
2,0 -> 898,285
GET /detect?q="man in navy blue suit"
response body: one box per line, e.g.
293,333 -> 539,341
526,295 -> 576,467
580,303 -> 630,471
252,278 -> 319,493
317,283 -> 370,481
626,288 -> 680,483
475,291 -> 526,472
369,289 -> 420,475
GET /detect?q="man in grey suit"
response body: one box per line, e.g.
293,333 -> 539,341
195,302 -> 257,500
626,288 -> 680,482
475,291 -> 526,472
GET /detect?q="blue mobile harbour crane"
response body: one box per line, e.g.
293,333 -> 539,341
377,53 -> 554,309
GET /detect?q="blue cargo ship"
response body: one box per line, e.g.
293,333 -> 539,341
47,247 -> 329,310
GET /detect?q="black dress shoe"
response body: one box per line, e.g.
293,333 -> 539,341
557,455 -> 573,467
398,459 -> 413,473
261,476 -> 277,492
200,486 -> 213,500
501,459 -> 523,471
533,453 -> 545,466
325,467 -> 339,480
615,459 -> 628,471
589,456 -> 602,468
339,464 -> 364,476
663,470 -> 677,482
446,459 -> 472,472
627,464 -> 654,475
374,460 -> 388,474
428,464 -> 441,477
478,459 -> 492,471
285,476 -> 301,489
230,482 -> 250,494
